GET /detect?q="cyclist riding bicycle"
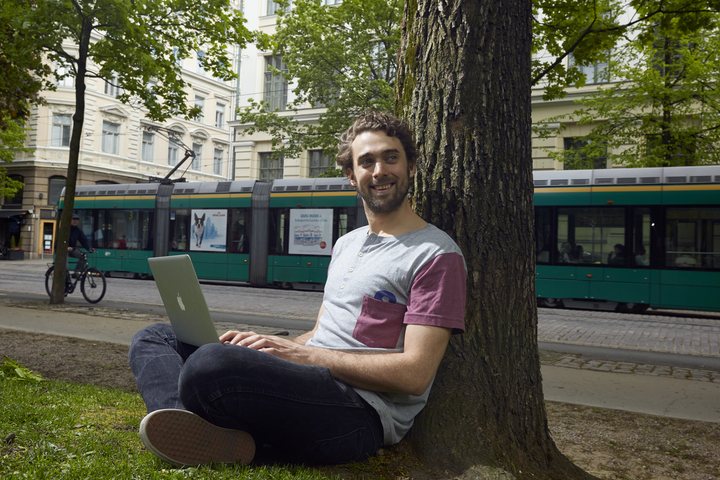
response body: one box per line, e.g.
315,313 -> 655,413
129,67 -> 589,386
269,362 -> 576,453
66,213 -> 95,278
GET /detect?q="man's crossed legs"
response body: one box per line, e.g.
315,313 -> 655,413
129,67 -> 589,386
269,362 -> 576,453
129,324 -> 383,466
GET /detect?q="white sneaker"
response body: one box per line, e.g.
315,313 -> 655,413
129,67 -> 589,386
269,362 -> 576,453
139,409 -> 255,467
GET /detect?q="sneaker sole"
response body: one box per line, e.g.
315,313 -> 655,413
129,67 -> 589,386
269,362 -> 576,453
139,409 -> 255,467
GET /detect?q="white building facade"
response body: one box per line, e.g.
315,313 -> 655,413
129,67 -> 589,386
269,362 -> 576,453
1,35 -> 238,259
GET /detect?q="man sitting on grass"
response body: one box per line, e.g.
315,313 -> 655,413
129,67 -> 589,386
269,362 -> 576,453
129,111 -> 467,466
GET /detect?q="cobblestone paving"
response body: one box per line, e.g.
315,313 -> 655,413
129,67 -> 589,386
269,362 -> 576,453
539,350 -> 718,383
538,308 -> 720,356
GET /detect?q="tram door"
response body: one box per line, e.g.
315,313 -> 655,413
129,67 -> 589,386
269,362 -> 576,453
40,220 -> 55,256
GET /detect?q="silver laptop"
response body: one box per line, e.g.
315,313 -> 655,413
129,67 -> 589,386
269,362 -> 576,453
148,255 -> 221,347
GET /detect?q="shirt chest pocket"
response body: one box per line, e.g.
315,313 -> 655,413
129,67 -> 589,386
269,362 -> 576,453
353,295 -> 407,349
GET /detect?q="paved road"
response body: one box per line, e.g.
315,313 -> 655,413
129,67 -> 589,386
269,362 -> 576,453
2,259 -> 719,362
2,259 -> 720,423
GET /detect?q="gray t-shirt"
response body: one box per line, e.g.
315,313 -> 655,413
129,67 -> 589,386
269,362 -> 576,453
306,224 -> 466,444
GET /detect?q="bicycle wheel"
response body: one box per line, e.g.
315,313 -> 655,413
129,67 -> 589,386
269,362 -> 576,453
81,268 -> 107,304
45,266 -> 54,297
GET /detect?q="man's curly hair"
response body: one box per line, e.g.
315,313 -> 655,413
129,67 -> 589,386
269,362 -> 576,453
336,111 -> 418,173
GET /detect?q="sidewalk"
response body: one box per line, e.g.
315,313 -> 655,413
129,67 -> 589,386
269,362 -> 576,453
0,301 -> 718,424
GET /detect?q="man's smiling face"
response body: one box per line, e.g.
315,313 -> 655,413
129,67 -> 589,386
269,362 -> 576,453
347,130 -> 414,215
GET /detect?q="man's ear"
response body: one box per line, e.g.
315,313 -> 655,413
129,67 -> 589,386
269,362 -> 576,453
409,160 -> 416,178
346,167 -> 356,186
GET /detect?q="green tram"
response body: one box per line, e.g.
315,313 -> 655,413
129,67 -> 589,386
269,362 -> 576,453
534,165 -> 720,313
60,165 -> 720,312
59,178 -> 366,291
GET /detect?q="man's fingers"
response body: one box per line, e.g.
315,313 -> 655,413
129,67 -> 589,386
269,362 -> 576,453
219,330 -> 258,344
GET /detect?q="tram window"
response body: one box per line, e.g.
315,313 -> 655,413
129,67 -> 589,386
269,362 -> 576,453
665,207 -> 720,269
170,209 -> 190,251
229,208 -> 251,254
72,210 -> 94,237
91,210 -> 108,249
73,210 -> 97,247
535,207 -> 553,264
337,212 -> 348,239
632,208 -> 651,267
107,209 -> 153,250
269,208 -> 289,255
557,207 -> 626,266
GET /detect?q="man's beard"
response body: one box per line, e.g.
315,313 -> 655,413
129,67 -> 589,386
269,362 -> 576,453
357,167 -> 411,214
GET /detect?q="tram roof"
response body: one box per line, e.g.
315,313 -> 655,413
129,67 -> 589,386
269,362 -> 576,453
532,165 -> 720,186
270,178 -> 354,192
65,180 -> 258,197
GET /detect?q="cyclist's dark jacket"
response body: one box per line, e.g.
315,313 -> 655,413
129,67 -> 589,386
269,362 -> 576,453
69,226 -> 91,250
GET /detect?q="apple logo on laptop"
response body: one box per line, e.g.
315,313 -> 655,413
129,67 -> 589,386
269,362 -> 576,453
177,293 -> 186,311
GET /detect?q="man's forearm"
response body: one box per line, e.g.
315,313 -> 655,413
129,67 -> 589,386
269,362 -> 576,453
271,325 -> 452,397
291,331 -> 315,345
307,347 -> 427,395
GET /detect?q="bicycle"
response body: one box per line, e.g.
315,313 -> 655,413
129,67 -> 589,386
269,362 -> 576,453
45,251 -> 107,304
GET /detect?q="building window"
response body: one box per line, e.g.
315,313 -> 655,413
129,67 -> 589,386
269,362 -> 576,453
267,0 -> 291,15
141,132 -> 154,162
101,121 -> 120,154
194,96 -> 205,123
104,73 -> 122,97
192,143 -> 202,170
51,114 -> 72,146
168,138 -> 180,166
48,176 -> 67,205
56,65 -> 74,88
259,152 -> 284,181
309,150 -> 333,177
213,148 -> 223,175
569,52 -> 610,85
563,137 -> 607,170
215,103 -> 225,128
172,47 -> 182,66
196,51 -> 205,75
4,175 -> 24,205
645,134 -> 695,166
264,56 -> 288,111
146,81 -> 157,101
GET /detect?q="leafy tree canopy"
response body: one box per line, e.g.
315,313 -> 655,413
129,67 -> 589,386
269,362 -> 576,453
0,117 -> 28,198
239,0 -> 720,164
4,0 -> 255,123
532,0 -> 720,101
537,12 -> 720,168
0,1 -> 53,127
236,0 -> 401,161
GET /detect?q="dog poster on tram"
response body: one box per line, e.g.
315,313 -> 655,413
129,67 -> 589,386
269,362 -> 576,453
190,209 -> 227,252
289,209 -> 333,256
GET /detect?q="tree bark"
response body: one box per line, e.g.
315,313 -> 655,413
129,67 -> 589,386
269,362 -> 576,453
50,20 -> 92,304
396,1 -> 596,478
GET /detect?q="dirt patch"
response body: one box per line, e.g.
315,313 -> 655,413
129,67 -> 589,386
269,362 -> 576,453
0,328 -> 138,392
1,328 -> 718,479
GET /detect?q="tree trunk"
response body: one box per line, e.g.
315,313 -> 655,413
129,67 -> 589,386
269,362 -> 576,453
50,21 -> 92,304
396,1 -> 595,478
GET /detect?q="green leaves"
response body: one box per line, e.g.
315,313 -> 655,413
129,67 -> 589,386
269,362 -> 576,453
532,0 -> 720,100
0,357 -> 45,382
4,0 -> 255,123
537,13 -> 720,168
237,0 -> 402,161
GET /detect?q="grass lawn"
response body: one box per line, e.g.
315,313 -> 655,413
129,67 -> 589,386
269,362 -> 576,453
0,372 -> 338,479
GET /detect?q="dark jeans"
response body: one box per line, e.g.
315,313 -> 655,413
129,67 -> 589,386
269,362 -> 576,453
68,249 -> 86,273
129,323 -> 383,464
